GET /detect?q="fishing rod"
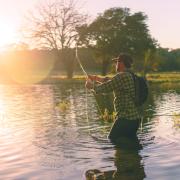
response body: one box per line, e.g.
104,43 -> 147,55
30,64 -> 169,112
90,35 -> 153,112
75,44 -> 88,77
75,43 -> 104,116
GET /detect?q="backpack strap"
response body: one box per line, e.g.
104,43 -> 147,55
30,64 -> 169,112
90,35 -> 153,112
129,72 -> 136,83
128,72 -> 139,106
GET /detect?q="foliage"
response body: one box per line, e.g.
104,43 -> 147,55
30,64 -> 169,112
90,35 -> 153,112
143,49 -> 159,76
172,113 -> 180,129
18,4 -> 180,75
56,100 -> 70,111
22,0 -> 87,78
156,48 -> 180,71
100,109 -> 117,122
77,7 -> 157,75
147,72 -> 180,83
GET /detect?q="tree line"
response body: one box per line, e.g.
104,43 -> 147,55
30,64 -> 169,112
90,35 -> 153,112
1,0 -> 180,79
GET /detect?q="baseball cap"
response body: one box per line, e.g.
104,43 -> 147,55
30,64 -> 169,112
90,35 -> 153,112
112,53 -> 133,68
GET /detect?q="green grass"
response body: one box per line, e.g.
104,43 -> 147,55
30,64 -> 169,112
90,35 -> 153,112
45,72 -> 180,84
146,72 -> 180,83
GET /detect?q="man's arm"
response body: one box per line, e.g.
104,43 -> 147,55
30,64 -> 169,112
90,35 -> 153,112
88,75 -> 111,83
86,74 -> 123,94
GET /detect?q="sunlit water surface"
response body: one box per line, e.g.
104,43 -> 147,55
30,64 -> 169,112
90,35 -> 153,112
0,83 -> 180,179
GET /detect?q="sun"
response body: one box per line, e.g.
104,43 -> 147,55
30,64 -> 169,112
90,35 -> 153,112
0,22 -> 18,49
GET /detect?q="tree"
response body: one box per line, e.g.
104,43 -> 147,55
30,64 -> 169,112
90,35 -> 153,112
78,7 -> 157,75
169,49 -> 180,71
157,48 -> 180,71
143,49 -> 159,76
22,0 -> 87,78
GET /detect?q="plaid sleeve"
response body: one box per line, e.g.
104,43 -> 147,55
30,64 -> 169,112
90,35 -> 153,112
93,74 -> 123,94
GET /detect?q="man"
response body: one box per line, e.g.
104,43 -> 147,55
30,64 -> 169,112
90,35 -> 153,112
85,53 -> 141,143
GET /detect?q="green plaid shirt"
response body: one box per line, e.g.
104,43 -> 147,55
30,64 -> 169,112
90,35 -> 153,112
94,71 -> 140,120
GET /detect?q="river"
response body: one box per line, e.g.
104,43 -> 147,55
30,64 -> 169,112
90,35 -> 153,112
0,82 -> 180,179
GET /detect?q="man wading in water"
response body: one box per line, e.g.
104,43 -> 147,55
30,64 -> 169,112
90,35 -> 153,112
85,53 -> 141,143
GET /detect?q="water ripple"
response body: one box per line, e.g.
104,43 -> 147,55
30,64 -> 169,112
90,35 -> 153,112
0,84 -> 180,179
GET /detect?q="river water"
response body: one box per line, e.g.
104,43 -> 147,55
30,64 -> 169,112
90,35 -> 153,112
0,83 -> 180,179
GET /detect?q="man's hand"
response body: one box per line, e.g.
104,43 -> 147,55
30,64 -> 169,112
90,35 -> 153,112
88,75 -> 97,81
85,79 -> 94,89
87,74 -> 110,83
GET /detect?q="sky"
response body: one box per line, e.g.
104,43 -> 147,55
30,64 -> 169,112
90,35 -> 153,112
0,0 -> 180,49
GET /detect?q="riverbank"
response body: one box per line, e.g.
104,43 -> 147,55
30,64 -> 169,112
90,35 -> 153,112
42,72 -> 180,84
0,72 -> 179,84
146,72 -> 180,83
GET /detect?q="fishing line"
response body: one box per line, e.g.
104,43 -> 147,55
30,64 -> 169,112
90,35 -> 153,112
75,44 -> 108,141
75,44 -> 103,116
75,44 -> 88,77
145,114 -> 180,117
75,43 -> 92,136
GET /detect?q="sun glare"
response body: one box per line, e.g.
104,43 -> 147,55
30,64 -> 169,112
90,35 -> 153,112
0,22 -> 17,49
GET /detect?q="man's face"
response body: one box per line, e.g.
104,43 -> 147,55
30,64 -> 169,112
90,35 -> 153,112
116,60 -> 124,72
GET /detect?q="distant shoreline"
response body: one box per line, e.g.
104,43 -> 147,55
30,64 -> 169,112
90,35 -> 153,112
0,72 -> 180,84
42,72 -> 180,84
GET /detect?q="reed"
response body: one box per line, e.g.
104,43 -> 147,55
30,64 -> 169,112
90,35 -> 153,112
172,113 -> 180,129
100,109 -> 117,122
56,101 -> 70,111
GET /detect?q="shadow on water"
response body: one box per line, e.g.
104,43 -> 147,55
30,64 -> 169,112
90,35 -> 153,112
85,136 -> 145,180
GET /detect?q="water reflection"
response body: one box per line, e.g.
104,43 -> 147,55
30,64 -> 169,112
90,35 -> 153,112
85,137 -> 145,180
114,137 -> 145,180
0,83 -> 180,179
